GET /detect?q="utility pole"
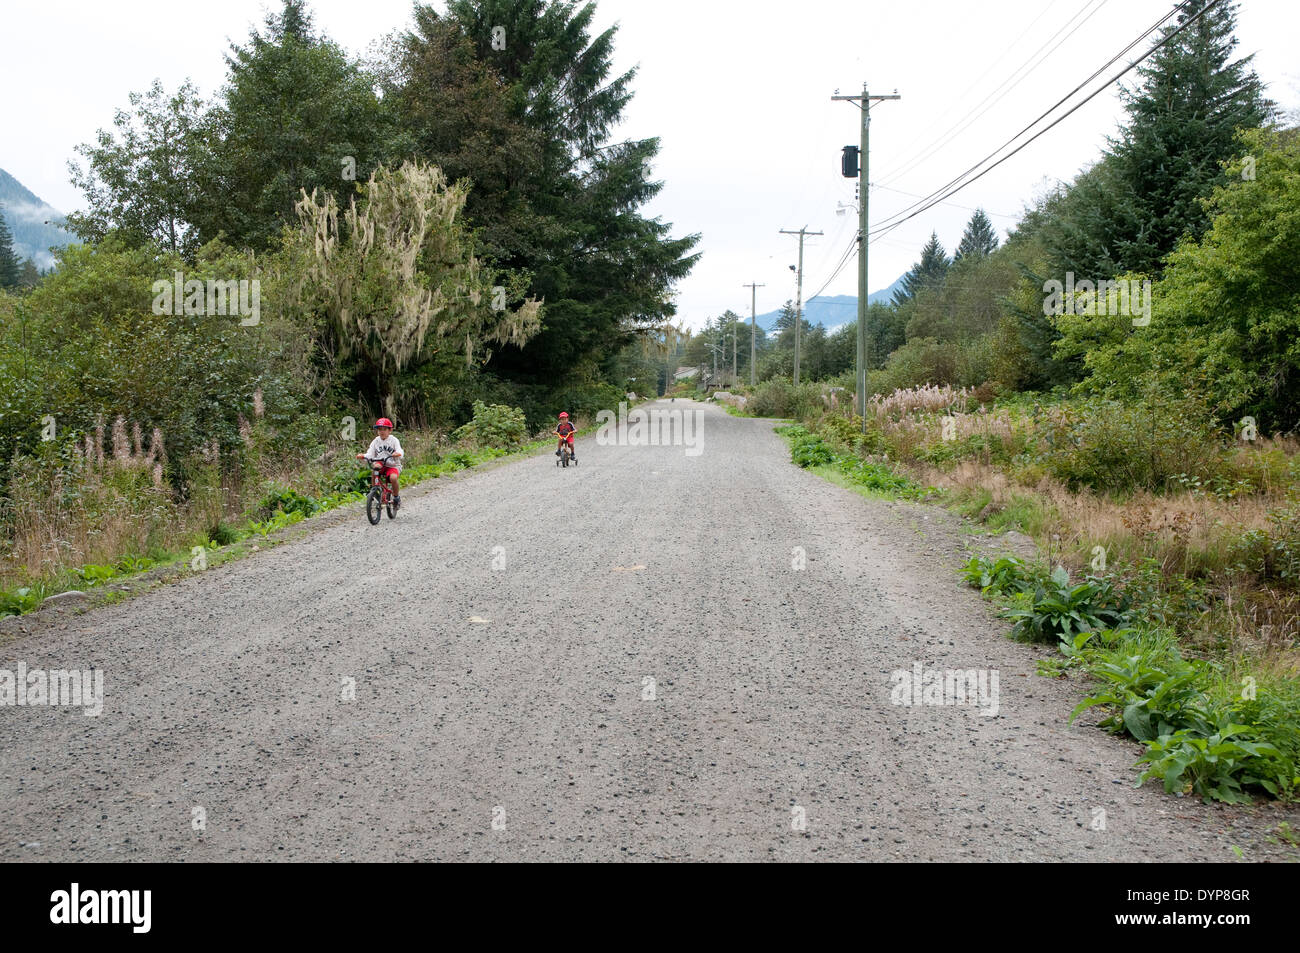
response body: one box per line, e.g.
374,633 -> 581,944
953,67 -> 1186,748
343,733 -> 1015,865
742,282 -> 765,386
778,227 -> 822,385
833,83 -> 899,432
733,312 -> 743,387
711,328 -> 718,386
704,317 -> 724,389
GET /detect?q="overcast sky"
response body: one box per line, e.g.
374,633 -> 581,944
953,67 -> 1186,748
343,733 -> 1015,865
6,0 -> 1297,330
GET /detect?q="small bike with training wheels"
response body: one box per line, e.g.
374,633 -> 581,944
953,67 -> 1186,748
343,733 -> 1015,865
364,453 -> 399,524
555,432 -> 576,468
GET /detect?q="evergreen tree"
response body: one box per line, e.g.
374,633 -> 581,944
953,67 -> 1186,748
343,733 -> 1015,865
773,299 -> 814,342
420,0 -> 700,382
868,301 -> 909,369
196,0 -> 392,250
1105,0 -> 1273,276
18,258 -> 41,290
276,0 -> 312,40
384,6 -> 547,269
0,208 -> 20,288
1015,156 -> 1136,279
953,209 -> 999,262
1057,128 -> 1300,430
892,232 -> 950,305
1024,1 -> 1274,280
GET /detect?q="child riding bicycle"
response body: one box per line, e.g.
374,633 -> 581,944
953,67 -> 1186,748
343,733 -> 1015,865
357,418 -> 403,508
553,412 -> 576,462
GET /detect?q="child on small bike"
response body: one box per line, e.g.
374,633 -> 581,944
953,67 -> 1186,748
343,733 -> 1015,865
357,417 -> 403,507
553,411 -> 576,462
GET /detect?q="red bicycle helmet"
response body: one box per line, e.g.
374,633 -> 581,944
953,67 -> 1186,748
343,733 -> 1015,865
374,418 -> 394,429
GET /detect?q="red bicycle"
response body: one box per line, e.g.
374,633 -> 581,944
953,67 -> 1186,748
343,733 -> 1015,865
364,454 -> 399,524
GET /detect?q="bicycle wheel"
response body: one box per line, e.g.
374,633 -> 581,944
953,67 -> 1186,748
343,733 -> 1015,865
386,498 -> 396,519
366,488 -> 382,525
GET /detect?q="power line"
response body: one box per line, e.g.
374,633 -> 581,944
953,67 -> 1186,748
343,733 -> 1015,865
804,233 -> 859,302
801,0 -> 1184,304
778,105 -> 836,228
807,0 -> 1215,299
869,0 -> 1216,243
873,0 -> 1067,178
871,0 -> 1186,233
869,183 -> 1019,220
802,1 -> 1096,300
875,0 -> 1110,188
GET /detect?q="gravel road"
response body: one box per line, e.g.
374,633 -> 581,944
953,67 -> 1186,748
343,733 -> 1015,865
0,399 -> 1290,861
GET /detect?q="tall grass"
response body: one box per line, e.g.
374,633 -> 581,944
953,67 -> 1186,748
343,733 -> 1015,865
777,387 -> 1300,674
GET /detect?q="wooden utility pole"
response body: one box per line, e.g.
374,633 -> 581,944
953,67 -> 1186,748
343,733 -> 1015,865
832,83 -> 900,430
778,227 -> 822,384
742,282 -> 765,386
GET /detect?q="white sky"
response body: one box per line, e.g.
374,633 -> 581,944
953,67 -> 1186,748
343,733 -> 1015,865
6,0 -> 1297,330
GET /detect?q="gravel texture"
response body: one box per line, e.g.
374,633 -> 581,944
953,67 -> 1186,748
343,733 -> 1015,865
1,399 -> 1295,861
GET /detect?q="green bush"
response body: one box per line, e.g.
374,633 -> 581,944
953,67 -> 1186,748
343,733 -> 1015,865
750,378 -> 823,419
115,554 -> 155,573
207,521 -> 240,546
1120,557 -> 1211,630
917,431 -> 1020,467
1136,724 -> 1286,804
258,486 -> 321,520
791,435 -> 835,468
323,455 -> 371,495
871,337 -> 959,392
778,423 -> 927,498
0,237 -> 309,492
0,583 -> 47,616
833,456 -> 928,498
963,527 -> 1298,803
961,555 -> 1041,596
452,400 -> 528,449
1002,566 -> 1133,643
777,424 -> 834,467
1222,681 -> 1300,797
1069,629 -> 1212,736
1028,397 -> 1228,494
540,381 -> 625,433
1063,627 -> 1299,802
1230,501 -> 1300,589
818,414 -> 887,454
75,564 -> 118,587
247,508 -> 305,537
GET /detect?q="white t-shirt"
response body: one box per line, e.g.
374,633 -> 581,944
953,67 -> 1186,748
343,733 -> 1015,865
364,435 -> 404,471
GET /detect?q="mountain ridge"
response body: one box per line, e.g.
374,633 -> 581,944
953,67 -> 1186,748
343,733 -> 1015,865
0,168 -> 76,268
746,274 -> 906,333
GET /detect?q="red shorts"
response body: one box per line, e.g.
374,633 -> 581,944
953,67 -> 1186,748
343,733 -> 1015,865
381,466 -> 400,480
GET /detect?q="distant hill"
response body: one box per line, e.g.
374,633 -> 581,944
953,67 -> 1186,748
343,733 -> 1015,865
868,274 -> 907,308
750,274 -> 906,333
0,168 -> 76,268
